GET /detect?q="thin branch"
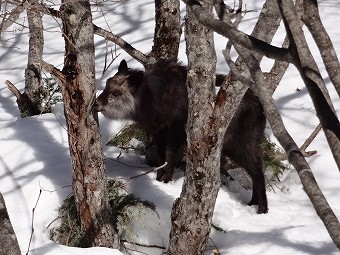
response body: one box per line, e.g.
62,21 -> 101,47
26,189 -> 42,255
93,24 -> 150,66
35,3 -> 150,66
299,123 -> 321,155
120,239 -> 166,250
128,162 -> 168,180
106,159 -> 168,180
102,41 -> 119,76
222,45 -> 253,86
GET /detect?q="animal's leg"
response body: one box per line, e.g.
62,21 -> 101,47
156,127 -> 185,183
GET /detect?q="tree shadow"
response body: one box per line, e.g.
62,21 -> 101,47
210,226 -> 337,255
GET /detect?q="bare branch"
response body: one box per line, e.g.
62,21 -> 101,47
38,60 -> 65,83
278,0 -> 340,161
222,44 -> 253,86
5,80 -> 22,99
35,3 -> 150,66
129,162 -> 168,180
184,0 -> 294,63
0,1 -> 26,33
93,24 -> 150,66
299,123 -> 321,156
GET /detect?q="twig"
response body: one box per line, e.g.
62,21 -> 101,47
129,162 -> 167,180
120,239 -> 166,250
208,237 -> 221,255
26,189 -> 42,255
106,158 -> 168,180
275,123 -> 320,161
39,182 -> 72,193
102,41 -> 119,76
106,156 -> 150,169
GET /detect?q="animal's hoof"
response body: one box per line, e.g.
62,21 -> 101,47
257,205 -> 268,214
156,169 -> 173,183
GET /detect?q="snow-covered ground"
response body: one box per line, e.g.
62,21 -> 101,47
0,0 -> 339,254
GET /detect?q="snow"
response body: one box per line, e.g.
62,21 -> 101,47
0,0 -> 340,254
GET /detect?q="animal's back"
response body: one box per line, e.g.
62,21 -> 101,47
136,60 -> 188,133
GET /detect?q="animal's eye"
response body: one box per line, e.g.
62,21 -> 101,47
111,90 -> 122,97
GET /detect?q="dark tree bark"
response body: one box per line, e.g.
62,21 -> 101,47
150,0 -> 181,61
58,0 -> 116,247
0,192 -> 21,255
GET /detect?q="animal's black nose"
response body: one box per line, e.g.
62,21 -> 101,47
93,101 -> 100,112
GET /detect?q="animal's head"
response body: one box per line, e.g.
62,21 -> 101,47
93,60 -> 144,120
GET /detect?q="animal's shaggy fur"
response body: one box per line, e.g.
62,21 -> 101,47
94,59 -> 268,213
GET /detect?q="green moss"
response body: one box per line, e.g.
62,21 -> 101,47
49,179 -> 156,247
106,123 -> 148,153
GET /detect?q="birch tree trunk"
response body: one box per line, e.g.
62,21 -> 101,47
59,0 -> 116,247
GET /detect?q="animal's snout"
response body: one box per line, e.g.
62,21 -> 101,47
92,100 -> 102,112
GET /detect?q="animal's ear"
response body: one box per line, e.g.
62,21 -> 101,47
118,59 -> 128,72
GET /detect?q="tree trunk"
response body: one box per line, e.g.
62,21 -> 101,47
302,0 -> 340,98
150,0 -> 181,61
59,0 -> 116,247
0,192 -> 21,255
22,0 -> 46,116
167,1 -> 221,254
301,0 -> 340,171
8,0 -> 46,117
168,0 -> 287,253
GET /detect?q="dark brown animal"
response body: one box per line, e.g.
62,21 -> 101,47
94,59 -> 268,214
